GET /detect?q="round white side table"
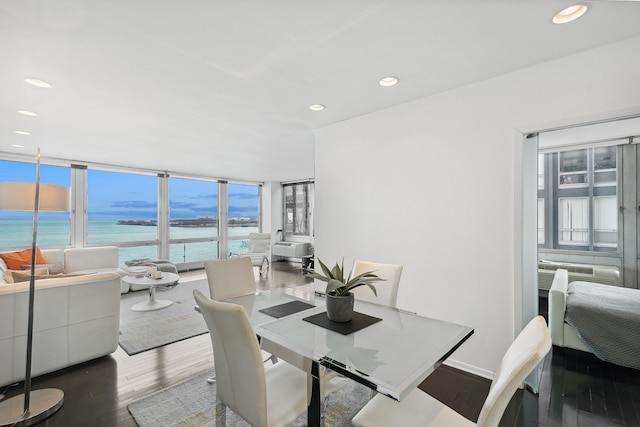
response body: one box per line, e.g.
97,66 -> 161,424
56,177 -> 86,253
122,272 -> 180,312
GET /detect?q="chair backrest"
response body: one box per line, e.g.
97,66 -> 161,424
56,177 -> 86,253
248,232 -> 271,254
351,260 -> 403,307
193,289 -> 269,427
476,316 -> 552,427
203,257 -> 256,300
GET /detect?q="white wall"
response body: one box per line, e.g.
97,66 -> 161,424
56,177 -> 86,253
314,36 -> 640,377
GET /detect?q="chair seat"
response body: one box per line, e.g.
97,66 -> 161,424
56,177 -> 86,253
353,316 -> 551,427
265,361 -> 338,427
248,252 -> 267,266
352,388 -> 475,427
264,362 -> 309,427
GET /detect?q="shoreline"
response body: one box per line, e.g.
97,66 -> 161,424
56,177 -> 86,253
116,219 -> 258,228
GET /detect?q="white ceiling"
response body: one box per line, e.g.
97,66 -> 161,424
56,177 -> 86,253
2,0 -> 640,182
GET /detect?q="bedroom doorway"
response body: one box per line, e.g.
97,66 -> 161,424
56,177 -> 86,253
536,116 -> 640,291
521,114 -> 640,393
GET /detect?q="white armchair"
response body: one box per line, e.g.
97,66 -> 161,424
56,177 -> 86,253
245,233 -> 271,276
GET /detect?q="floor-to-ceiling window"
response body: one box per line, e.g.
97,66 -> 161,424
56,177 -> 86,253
0,156 -> 263,270
168,176 -> 219,266
227,182 -> 260,255
87,169 -> 159,264
0,160 -> 71,248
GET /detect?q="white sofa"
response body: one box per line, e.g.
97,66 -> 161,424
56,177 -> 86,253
63,246 -> 131,294
548,268 -> 592,353
0,247 -> 122,387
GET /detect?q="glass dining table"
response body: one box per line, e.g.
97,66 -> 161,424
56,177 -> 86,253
217,287 -> 474,427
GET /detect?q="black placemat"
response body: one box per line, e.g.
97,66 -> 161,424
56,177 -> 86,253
302,311 -> 382,335
259,300 -> 315,318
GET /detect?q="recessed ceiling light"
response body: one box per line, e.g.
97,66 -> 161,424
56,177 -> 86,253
379,76 -> 399,87
309,104 -> 325,111
11,144 -> 26,148
17,109 -> 38,117
23,77 -> 52,88
553,4 -> 588,24
13,130 -> 31,135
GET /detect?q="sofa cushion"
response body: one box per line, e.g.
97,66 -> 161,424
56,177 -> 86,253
5,267 -> 49,283
22,262 -> 65,275
0,247 -> 47,270
40,249 -> 65,265
64,246 -> 119,272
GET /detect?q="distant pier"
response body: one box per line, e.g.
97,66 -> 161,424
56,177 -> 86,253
117,218 -> 258,227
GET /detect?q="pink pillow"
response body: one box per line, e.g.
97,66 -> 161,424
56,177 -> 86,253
22,262 -> 65,275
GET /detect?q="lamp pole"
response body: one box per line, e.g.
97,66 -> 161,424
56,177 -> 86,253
0,149 -> 65,427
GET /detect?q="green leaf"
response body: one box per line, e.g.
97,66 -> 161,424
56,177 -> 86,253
364,283 -> 378,296
310,258 -> 382,298
318,258 -> 334,279
330,263 -> 341,281
305,271 -> 330,282
326,278 -> 348,295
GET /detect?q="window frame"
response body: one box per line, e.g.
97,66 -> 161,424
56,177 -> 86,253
538,147 -> 620,254
282,181 -> 313,240
0,155 -> 263,269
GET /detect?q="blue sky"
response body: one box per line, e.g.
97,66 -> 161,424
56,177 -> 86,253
0,160 -> 259,220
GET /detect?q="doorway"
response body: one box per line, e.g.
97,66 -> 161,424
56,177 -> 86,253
520,115 -> 640,393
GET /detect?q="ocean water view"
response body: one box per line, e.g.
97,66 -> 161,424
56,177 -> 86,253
0,220 -> 259,266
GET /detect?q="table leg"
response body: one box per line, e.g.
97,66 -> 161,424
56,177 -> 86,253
307,361 -> 324,427
131,285 -> 174,312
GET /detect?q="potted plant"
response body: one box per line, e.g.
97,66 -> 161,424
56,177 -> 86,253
306,259 -> 383,322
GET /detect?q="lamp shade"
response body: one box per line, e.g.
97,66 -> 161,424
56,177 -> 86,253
0,182 -> 70,212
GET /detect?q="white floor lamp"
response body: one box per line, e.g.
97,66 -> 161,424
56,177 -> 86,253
0,149 -> 69,427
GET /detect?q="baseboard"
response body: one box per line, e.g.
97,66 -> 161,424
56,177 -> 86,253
443,358 -> 493,380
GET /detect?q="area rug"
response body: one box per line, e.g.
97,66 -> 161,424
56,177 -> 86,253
119,278 -> 210,355
128,369 -> 372,427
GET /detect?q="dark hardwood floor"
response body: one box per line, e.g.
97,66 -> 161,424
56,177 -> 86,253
2,263 -> 639,426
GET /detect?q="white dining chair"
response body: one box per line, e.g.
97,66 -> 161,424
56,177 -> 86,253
194,289 -> 337,427
203,256 -> 272,384
204,256 -> 256,301
352,315 -> 552,427
351,260 -> 403,307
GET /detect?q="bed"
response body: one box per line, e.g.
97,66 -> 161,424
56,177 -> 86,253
548,268 -> 640,370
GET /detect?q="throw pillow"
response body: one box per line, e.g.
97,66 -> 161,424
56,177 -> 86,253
2,269 -> 13,283
0,247 -> 47,270
9,267 -> 49,283
21,262 -> 65,275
